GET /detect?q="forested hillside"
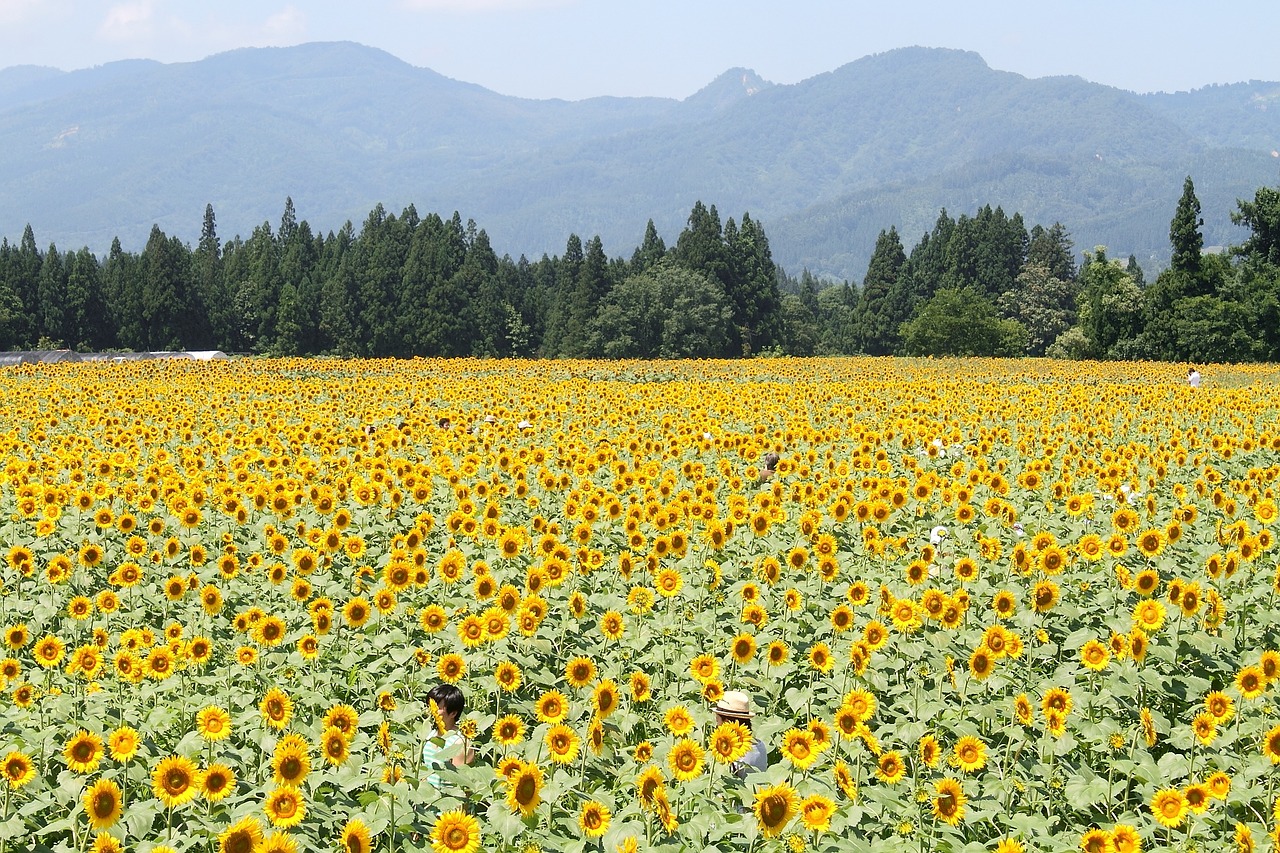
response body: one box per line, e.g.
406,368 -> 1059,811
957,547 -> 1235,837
4,176 -> 1279,363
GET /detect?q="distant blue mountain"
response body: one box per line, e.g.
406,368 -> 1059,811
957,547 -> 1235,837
1,41 -> 1277,280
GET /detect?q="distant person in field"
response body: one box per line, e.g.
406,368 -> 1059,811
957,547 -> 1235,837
757,452 -> 780,484
713,691 -> 768,779
1187,367 -> 1201,388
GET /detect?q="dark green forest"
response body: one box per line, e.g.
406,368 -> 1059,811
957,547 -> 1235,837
3,178 -> 1279,361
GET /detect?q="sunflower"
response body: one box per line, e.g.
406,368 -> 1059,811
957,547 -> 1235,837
780,729 -> 818,771
1184,783 -> 1210,814
152,755 -> 202,808
800,794 -> 835,832
629,671 -> 651,703
1136,528 -> 1166,558
505,762 -> 543,817
343,597 -> 371,629
218,815 -> 265,853
202,763 -> 236,802
1262,724 -> 1280,763
753,782 -> 799,839
709,721 -> 751,764
578,800 -> 611,839
729,633 -> 757,664
919,734 -> 941,768
339,817 -> 373,853
545,724 -> 581,764
436,653 -> 466,685
968,645 -> 995,680
932,777 -> 966,826
259,831 -> 298,853
64,730 -> 104,774
272,735 -> 311,786
663,705 -> 694,737
952,735 -> 987,773
1080,829 -> 1112,853
565,655 -> 596,688
599,610 -> 625,641
493,714 -> 525,747
535,690 -> 568,724
1206,771 -> 1231,800
1238,666 -> 1267,700
654,568 -> 683,598
1150,788 -> 1188,827
1111,825 -> 1141,853
313,726 -> 348,767
260,687 -> 293,730
636,765 -> 664,809
809,642 -> 834,673
33,634 -> 65,669
264,785 -> 306,828
2,751 -> 35,789
875,750 -> 906,784
82,777 -> 123,830
667,737 -> 705,782
1192,712 -> 1217,746
430,809 -> 481,853
197,705 -> 232,741
108,726 -> 140,762
1032,580 -> 1060,613
593,679 -> 619,719
1080,640 -> 1111,672
689,653 -> 720,684
1234,824 -> 1254,853
323,704 -> 360,740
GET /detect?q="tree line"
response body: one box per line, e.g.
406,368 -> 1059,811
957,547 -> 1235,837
2,178 -> 1278,361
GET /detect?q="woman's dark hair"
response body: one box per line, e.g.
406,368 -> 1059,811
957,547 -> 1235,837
427,683 -> 465,717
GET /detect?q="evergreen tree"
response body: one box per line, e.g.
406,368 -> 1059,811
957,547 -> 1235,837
851,227 -> 907,354
36,244 -> 67,346
1126,255 -> 1146,286
563,235 -> 611,356
540,234 -> 583,357
316,223 -> 358,355
0,240 -> 25,349
12,225 -> 41,345
1027,223 -> 1077,283
139,225 -> 193,351
725,212 -> 782,353
1170,176 -> 1205,283
195,204 -> 234,351
886,210 -> 955,337
65,247 -> 107,350
630,220 -> 667,273
103,238 -> 144,350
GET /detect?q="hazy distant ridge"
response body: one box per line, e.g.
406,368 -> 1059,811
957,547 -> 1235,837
2,41 -> 1278,279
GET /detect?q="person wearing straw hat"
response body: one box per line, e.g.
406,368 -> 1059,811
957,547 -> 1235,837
713,690 -> 768,779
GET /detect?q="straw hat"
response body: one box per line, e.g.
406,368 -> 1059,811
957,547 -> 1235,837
714,690 -> 755,719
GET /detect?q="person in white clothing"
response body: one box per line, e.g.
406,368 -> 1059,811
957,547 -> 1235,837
422,683 -> 473,789
1188,367 -> 1201,388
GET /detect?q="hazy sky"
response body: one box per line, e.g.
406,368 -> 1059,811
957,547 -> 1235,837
2,0 -> 1278,100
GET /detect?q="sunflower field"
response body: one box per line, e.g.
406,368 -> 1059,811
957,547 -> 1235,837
3,357 -> 1280,853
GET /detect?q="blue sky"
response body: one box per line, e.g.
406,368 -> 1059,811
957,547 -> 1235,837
2,0 -> 1278,100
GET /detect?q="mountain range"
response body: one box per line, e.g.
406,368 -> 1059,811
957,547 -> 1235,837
2,41 -> 1279,282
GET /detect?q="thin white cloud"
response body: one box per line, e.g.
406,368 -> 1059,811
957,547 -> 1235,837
400,0 -> 575,11
263,4 -> 306,38
98,1 -> 155,42
0,0 -> 42,25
